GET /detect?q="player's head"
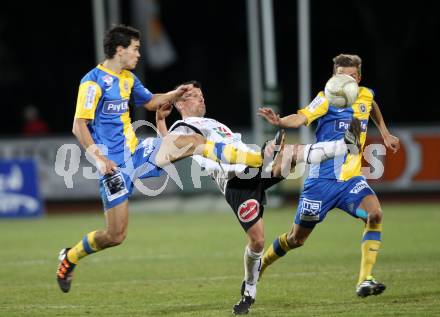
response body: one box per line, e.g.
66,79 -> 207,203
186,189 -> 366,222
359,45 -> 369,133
175,80 -> 206,118
103,25 -> 141,70
333,54 -> 362,83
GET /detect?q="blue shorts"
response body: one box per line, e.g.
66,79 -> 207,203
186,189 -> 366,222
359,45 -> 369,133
294,176 -> 376,228
99,138 -> 163,210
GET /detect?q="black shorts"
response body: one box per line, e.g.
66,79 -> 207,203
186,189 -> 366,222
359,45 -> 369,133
225,173 -> 282,232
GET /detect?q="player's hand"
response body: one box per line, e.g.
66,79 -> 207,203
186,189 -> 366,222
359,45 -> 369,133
156,102 -> 173,121
258,107 -> 282,126
383,133 -> 400,154
173,84 -> 193,102
96,156 -> 118,175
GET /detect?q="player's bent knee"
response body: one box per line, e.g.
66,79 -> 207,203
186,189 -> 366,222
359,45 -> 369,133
287,235 -> 305,248
368,209 -> 383,224
249,239 -> 265,253
106,232 -> 127,247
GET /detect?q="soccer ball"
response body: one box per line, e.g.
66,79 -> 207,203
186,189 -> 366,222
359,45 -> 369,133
324,74 -> 359,108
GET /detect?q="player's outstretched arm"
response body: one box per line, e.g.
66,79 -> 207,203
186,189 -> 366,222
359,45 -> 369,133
370,100 -> 400,153
144,84 -> 193,111
258,107 -> 308,129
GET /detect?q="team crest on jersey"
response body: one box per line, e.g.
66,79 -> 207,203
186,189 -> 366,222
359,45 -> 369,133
237,199 -> 260,223
359,103 -> 366,113
102,74 -> 113,88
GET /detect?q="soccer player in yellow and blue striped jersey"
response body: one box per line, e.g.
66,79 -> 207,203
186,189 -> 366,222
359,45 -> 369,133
258,54 -> 400,297
56,25 -> 264,293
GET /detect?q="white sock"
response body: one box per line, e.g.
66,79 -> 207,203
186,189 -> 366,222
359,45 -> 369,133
303,139 -> 347,164
244,283 -> 257,299
243,246 -> 263,299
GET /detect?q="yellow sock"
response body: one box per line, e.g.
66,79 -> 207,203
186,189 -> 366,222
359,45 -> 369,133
260,233 -> 292,276
67,231 -> 101,264
202,141 -> 262,167
358,223 -> 382,284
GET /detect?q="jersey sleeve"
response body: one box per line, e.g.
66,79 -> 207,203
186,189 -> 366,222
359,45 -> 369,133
297,92 -> 329,126
74,81 -> 102,119
132,75 -> 153,107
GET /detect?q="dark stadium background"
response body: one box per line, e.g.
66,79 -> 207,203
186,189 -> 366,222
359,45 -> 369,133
0,0 -> 439,136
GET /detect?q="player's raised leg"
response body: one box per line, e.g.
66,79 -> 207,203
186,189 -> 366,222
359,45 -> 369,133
270,139 -> 351,178
155,133 -> 264,167
269,118 -> 362,177
56,200 -> 129,293
356,194 -> 386,297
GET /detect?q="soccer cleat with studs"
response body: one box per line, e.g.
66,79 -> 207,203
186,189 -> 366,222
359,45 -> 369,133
356,276 -> 386,298
232,281 -> 255,315
56,248 -> 76,293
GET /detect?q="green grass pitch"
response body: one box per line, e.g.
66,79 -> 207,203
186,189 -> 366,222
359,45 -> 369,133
0,202 -> 439,316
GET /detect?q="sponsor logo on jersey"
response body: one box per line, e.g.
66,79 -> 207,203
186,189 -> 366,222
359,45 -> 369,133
300,198 -> 321,221
102,99 -> 129,114
85,85 -> 97,109
350,180 -> 370,194
334,119 -> 368,132
214,126 -> 233,138
238,199 -> 260,223
334,119 -> 352,132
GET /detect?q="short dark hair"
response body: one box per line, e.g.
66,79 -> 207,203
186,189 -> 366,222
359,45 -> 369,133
333,54 -> 362,75
174,80 -> 202,112
103,25 -> 140,59
175,80 -> 202,90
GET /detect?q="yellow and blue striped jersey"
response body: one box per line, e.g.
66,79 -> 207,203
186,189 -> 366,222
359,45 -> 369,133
74,64 -> 153,165
299,87 -> 374,181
